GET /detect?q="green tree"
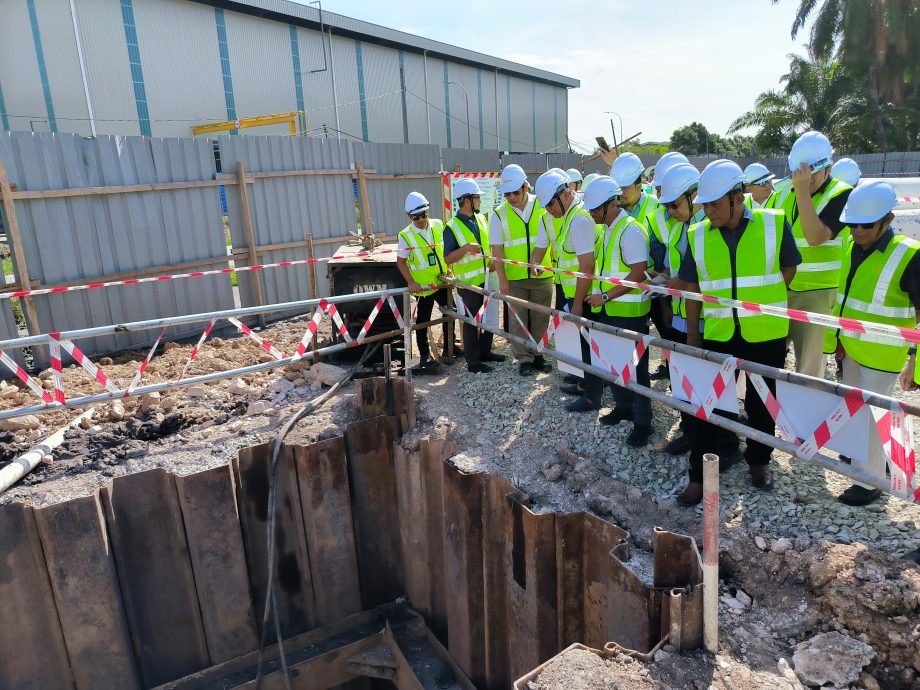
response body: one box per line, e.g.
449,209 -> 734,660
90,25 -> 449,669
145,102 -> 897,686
670,122 -> 712,155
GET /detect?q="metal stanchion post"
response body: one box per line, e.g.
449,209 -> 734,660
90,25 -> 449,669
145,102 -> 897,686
403,291 -> 413,383
702,452 -> 719,653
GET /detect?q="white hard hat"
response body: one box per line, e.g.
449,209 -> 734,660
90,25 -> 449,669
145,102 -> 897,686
581,173 -> 600,190
788,130 -> 834,171
743,163 -> 775,186
566,168 -> 583,183
581,176 -> 622,211
839,180 -> 898,225
500,164 -> 528,194
658,164 -> 701,205
651,152 -> 690,187
534,170 -> 570,207
452,178 -> 482,200
831,158 -> 861,187
405,191 -> 430,214
693,159 -> 745,205
610,152 -> 646,187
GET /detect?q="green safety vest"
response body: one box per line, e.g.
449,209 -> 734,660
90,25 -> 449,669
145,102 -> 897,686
398,220 -> 446,296
446,214 -> 490,287
782,178 -> 852,291
551,214 -> 565,284
494,199 -> 553,281
557,202 -> 601,299
825,233 -> 920,373
665,209 -> 706,320
744,192 -> 781,210
591,212 -> 651,318
689,209 -> 789,343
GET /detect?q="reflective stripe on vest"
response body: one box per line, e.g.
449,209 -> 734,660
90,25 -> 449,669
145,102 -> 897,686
830,234 -> 920,371
446,214 -> 490,286
495,200 -> 552,280
784,177 -> 852,291
591,213 -> 651,318
557,202 -> 600,298
399,220 -> 445,296
690,209 -> 789,342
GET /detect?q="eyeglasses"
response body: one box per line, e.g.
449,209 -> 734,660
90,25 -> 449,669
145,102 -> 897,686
851,221 -> 878,230
504,189 -> 524,199
665,200 -> 683,211
409,211 -> 428,220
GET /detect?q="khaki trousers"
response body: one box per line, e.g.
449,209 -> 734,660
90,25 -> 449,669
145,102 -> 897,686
788,288 -> 836,378
507,278 -> 553,364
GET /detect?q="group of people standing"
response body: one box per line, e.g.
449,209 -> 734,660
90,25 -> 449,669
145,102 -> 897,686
395,130 -> 920,512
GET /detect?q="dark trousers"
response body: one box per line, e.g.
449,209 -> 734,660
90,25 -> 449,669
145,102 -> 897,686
686,334 -> 786,482
661,326 -> 693,436
554,283 -> 566,311
582,311 -> 652,426
415,288 -> 449,360
649,297 -> 670,339
457,288 -> 494,366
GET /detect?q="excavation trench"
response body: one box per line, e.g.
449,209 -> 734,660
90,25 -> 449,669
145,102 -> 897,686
0,378 -> 703,689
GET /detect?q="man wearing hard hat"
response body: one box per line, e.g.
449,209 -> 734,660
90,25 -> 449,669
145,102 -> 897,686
743,163 -> 779,210
396,191 -> 449,372
444,178 -> 505,373
676,160 -> 802,505
489,164 -> 555,376
782,131 -> 853,379
825,181 -> 920,506
581,175 -> 653,445
566,168 -> 584,193
831,158 -> 862,187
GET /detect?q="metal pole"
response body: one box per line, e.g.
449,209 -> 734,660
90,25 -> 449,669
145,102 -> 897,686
604,111 -> 623,144
423,50 -> 431,145
69,0 -> 96,137
494,69 -> 500,150
328,27 -> 340,140
444,81 -> 471,149
702,453 -> 719,653
403,291 -> 413,382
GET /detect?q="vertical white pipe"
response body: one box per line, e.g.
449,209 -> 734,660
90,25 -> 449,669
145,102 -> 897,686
494,69 -> 500,150
69,0 -> 96,137
328,27 -> 340,140
403,291 -> 413,382
702,452 -> 720,653
423,50 -> 431,145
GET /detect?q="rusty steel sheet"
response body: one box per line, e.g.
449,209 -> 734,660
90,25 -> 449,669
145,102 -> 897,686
653,527 -> 704,650
344,415 -> 403,608
293,437 -> 363,625
101,468 -> 210,687
554,512 -> 587,649
33,491 -> 140,690
233,443 -> 317,641
176,465 -> 260,663
394,443 -> 432,618
0,502 -> 74,690
356,377 -> 416,434
419,437 -> 450,643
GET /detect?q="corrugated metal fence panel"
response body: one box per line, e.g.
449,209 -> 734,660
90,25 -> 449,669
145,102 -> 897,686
440,148 -> 501,173
547,154 -> 588,172
0,132 -> 233,364
352,142 -> 442,233
0,301 -> 25,371
219,135 -> 355,306
849,153 -> 886,175
503,153 -> 547,174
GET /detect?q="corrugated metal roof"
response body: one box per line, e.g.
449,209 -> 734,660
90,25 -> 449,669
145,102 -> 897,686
191,0 -> 580,88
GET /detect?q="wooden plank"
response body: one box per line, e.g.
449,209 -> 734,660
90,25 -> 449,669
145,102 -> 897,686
343,416 -> 402,608
293,437 -> 362,625
101,468 -> 211,687
175,465 -> 259,663
216,168 -> 370,180
481,476 -> 515,689
555,512 -> 587,648
419,438 -> 449,644
233,443 -> 317,642
34,491 -> 140,690
0,161 -> 40,334
394,444 -> 430,616
7,177 -> 246,200
237,160 -> 266,324
0,502 -> 74,690
306,232 -> 318,299
356,164 -> 373,235
441,464 -> 486,687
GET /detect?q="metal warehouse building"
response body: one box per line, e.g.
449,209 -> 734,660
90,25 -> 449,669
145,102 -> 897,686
0,0 -> 578,152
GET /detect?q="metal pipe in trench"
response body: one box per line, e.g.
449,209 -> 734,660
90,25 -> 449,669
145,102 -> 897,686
702,453 -> 719,653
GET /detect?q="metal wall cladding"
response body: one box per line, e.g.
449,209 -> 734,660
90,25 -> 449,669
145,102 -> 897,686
441,149 -> 501,174
478,69 -> 501,151
328,34 -> 362,143
425,57 -> 449,150
504,153 -> 548,173
298,27 -> 337,132
352,142 -> 442,235
361,42 -> 404,145
533,83 -> 558,153
219,135 -> 356,306
444,62 -> 480,151
0,0 -> 58,134
401,51 -> 432,145
509,76 -> 535,152
0,132 -> 234,364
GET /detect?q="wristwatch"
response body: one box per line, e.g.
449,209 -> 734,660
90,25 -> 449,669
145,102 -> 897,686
601,291 -> 610,302
910,346 -> 917,356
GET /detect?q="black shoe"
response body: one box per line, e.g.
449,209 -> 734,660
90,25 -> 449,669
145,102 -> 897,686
533,356 -> 552,372
627,425 -> 651,447
839,454 -> 852,465
600,407 -> 632,426
481,352 -> 506,362
563,374 -> 579,385
561,384 -> 586,396
838,485 -> 883,506
666,433 -> 692,455
519,362 -> 535,377
414,356 -> 441,375
566,397 -> 600,413
467,362 -> 493,374
749,465 -> 774,489
650,363 -> 670,380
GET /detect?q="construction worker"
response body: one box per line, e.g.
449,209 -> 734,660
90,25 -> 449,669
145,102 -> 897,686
657,163 -> 707,455
531,170 -> 602,411
832,157 -> 862,187
650,152 -> 690,197
490,164 -> 554,376
743,163 -> 778,209
825,181 -> 920,506
782,131 -> 853,379
676,160 -> 802,506
396,191 -> 449,373
581,176 -> 653,445
566,168 -> 584,192
444,178 -> 505,373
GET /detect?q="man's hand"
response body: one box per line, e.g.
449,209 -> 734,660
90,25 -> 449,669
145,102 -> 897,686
571,301 -> 584,317
586,293 -> 606,307
900,355 -> 917,391
407,280 -> 422,294
487,258 -> 498,271
600,148 -> 618,167
466,243 -> 482,256
791,162 -> 811,195
499,278 -> 510,295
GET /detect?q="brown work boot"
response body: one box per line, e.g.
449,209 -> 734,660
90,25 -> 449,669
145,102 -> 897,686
676,481 -> 703,506
749,465 -> 773,490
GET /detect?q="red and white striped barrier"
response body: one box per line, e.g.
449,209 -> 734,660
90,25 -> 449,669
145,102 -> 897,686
51,333 -> 121,396
177,318 -> 217,382
127,328 -> 166,396
0,348 -> 53,404
228,317 -> 285,360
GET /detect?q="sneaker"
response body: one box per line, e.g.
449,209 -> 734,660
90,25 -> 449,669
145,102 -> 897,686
650,362 -> 670,380
666,434 -> 692,455
838,484 -> 883,506
519,362 -> 535,377
561,384 -> 586,396
676,481 -> 703,506
533,356 -> 552,372
467,362 -> 493,374
563,374 -> 580,385
566,397 -> 600,413
481,352 -> 507,362
627,425 -> 651,447
600,407 -> 632,426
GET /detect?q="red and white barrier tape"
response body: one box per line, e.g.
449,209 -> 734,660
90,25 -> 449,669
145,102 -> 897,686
0,348 -> 53,404
127,328 -> 166,395
228,317 -> 286,360
177,318 -> 217,382
51,333 -> 121,395
49,336 -> 65,404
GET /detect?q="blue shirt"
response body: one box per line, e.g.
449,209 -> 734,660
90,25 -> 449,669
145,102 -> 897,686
443,213 -> 482,255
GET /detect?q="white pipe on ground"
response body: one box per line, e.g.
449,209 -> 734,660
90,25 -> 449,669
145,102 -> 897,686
0,408 -> 96,495
702,452 -> 719,653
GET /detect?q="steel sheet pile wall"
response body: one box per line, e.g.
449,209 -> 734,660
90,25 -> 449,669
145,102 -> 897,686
0,132 -> 233,360
0,378 -> 702,690
218,135 -> 356,307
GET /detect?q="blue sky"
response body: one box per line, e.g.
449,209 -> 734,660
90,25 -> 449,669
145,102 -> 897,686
295,0 -> 812,150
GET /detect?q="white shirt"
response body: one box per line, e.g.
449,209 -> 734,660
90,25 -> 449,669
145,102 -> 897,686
397,222 -> 436,259
602,209 -> 649,267
488,193 -> 537,246
535,201 -> 596,256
